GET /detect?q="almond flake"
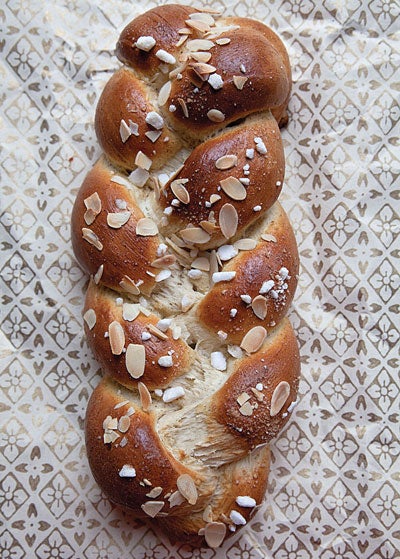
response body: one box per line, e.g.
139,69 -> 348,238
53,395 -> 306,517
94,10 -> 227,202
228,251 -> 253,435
135,151 -> 152,170
216,37 -> 231,45
170,180 -> 190,204
190,62 -> 217,76
261,233 -> 277,242
192,256 -> 210,271
187,39 -> 215,51
118,415 -> 131,433
126,344 -> 146,379
177,98 -> 189,118
239,401 -> 254,416
209,194 -> 222,205
107,211 -> 131,228
180,227 -> 211,245
200,220 -> 219,235
136,218 -> 158,236
220,176 -> 247,200
141,501 -> 164,517
270,381 -> 291,417
234,238 -> 257,251
252,295 -> 268,320
119,275 -> 140,296
84,209 -> 97,225
233,75 -> 248,90
168,490 -> 186,508
145,130 -> 162,143
84,191 -> 101,214
219,203 -> 238,239
138,381 -> 152,411
217,244 -> 238,261
237,392 -> 251,406
177,474 -> 198,505
146,487 -> 163,498
83,309 -> 96,330
129,167 -> 149,187
151,254 -> 176,268
240,326 -> 267,353
215,155 -> 237,170
191,51 -> 212,63
122,303 -> 140,321
204,522 -> 226,548
188,12 -> 215,25
185,18 -> 210,33
158,81 -> 172,106
120,119 -> 131,143
207,109 -> 225,122
82,228 -> 103,251
155,269 -> 171,282
147,323 -> 168,340
109,321 -> 125,355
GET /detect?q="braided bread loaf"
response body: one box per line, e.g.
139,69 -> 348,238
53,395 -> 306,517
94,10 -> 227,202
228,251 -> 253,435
71,4 -> 300,548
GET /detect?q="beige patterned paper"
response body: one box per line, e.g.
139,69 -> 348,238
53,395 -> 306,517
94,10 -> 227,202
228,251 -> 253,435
0,0 -> 399,557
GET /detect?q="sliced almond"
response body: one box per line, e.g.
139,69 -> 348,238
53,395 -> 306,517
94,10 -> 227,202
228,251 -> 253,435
237,392 -> 251,406
141,501 -> 164,518
207,109 -> 225,123
220,176 -> 247,201
252,295 -> 268,320
215,154 -> 237,170
147,323 -> 168,340
233,75 -> 248,90
83,308 -> 96,330
191,51 -> 212,63
204,522 -> 226,548
209,194 -> 221,205
177,97 -> 189,118
135,151 -> 152,171
93,264 -> 104,284
177,474 -> 198,505
126,344 -> 146,379
84,191 -> 101,214
216,37 -> 231,45
219,203 -> 238,239
84,208 -> 97,225
199,220 -> 219,235
82,228 -> 103,251
192,256 -> 210,271
188,12 -> 215,25
122,303 -> 140,322
190,62 -> 216,76
120,119 -> 131,143
185,18 -> 210,33
234,238 -> 257,250
240,326 -> 267,354
138,381 -> 152,412
170,180 -> 190,204
108,321 -> 125,355
239,401 -> 254,416
261,233 -> 277,242
180,227 -> 211,245
118,415 -> 131,433
146,487 -> 163,499
187,39 -> 215,51
107,211 -> 131,229
168,490 -> 186,508
151,254 -> 176,268
136,218 -> 158,236
270,381 -> 291,417
119,276 -> 140,296
158,81 -> 172,106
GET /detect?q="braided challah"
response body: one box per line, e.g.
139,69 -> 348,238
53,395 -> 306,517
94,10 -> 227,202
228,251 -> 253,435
71,4 -> 300,548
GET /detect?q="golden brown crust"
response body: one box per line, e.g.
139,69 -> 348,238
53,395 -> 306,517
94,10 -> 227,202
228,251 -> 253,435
71,157 -> 160,296
84,281 -> 195,390
197,203 -> 299,342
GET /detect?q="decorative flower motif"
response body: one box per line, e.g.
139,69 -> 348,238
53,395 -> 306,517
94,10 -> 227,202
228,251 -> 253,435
84,531 -> 122,559
370,91 -> 400,134
370,146 -> 400,188
320,367 -> 357,410
367,368 -> 398,413
0,358 -> 33,403
323,0 -> 361,25
0,473 -> 28,519
45,359 -> 80,403
322,424 -> 358,467
43,416 -> 80,461
367,313 -> 399,357
227,536 -> 264,559
134,530 -> 169,559
275,534 -> 311,559
0,417 -> 31,462
287,204 -> 314,246
48,144 -> 85,185
321,90 -> 359,132
1,252 -> 34,295
287,40 -> 313,82
40,472 -> 78,518
322,36 -> 357,79
320,536 -> 358,559
86,484 -> 113,518
285,148 -> 313,184
50,90 -> 86,132
369,40 -> 400,80
321,149 -> 355,191
370,0 -> 400,31
6,37 -> 41,80
0,530 -> 25,559
369,427 -> 399,471
275,479 -> 312,522
322,258 -> 358,303
288,93 -> 313,135
45,305 -> 80,349
4,91 -> 41,133
281,0 -> 315,29
369,258 -> 400,303
369,483 -> 400,527
35,529 -> 74,559
370,204 -> 400,248
275,423 -> 312,467
179,544 -> 215,559
2,305 -> 35,349
46,251 -> 83,295
48,197 -> 74,242
52,41 -> 86,79
323,313 -> 358,356
0,198 -> 36,241
323,480 -> 358,525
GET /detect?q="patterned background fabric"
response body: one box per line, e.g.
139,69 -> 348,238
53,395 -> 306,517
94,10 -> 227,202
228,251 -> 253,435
0,0 -> 399,557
